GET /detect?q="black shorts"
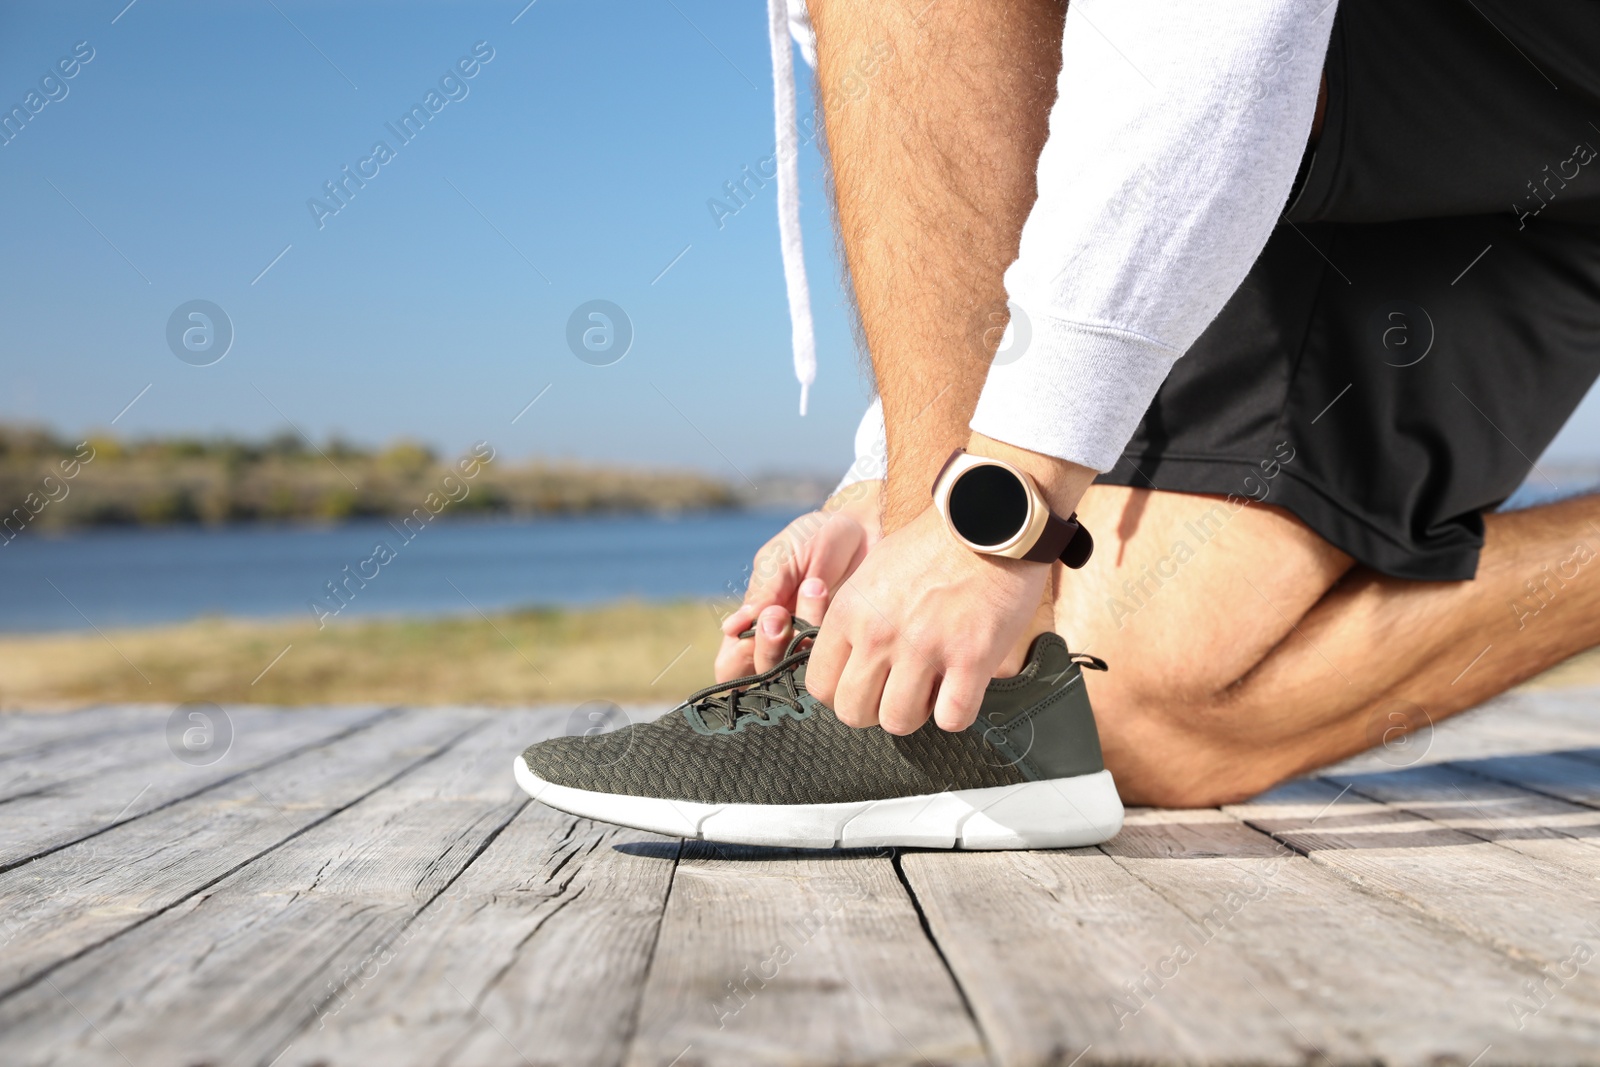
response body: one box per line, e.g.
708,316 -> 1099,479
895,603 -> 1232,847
1097,0 -> 1600,581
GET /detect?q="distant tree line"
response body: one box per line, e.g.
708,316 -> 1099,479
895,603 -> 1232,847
0,424 -> 739,531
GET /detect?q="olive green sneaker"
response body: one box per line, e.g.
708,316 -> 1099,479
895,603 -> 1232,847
513,622 -> 1123,849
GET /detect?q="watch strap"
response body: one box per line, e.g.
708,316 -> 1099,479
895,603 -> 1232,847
1019,511 -> 1094,568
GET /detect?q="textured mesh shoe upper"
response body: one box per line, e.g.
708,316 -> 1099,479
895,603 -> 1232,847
522,624 -> 1103,805
526,703 -> 1026,804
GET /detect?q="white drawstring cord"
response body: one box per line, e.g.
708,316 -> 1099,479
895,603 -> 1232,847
767,0 -> 816,415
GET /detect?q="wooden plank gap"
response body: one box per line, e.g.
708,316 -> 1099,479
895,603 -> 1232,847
889,848 -> 1000,1067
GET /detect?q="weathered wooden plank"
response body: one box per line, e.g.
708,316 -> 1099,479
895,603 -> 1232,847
289,801 -> 677,1067
0,704 -> 373,806
0,706 -> 486,999
1322,688 -> 1600,776
0,717 -> 175,803
1227,778 -> 1600,1045
0,704 -> 392,869
626,844 -> 988,1067
0,708 -> 538,1067
0,705 -> 168,761
903,842 -> 1321,1066
1331,759 -> 1600,856
1101,808 -> 1600,1064
1454,750 -> 1600,810
1,689 -> 1592,1066
1505,688 -> 1600,728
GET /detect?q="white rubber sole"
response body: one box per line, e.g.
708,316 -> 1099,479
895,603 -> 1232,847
514,755 -> 1124,850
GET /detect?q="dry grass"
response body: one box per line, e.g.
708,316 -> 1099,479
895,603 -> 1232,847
3,605 -> 1598,712
0,601 -> 727,712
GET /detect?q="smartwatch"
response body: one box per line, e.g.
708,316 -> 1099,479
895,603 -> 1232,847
931,449 -> 1094,567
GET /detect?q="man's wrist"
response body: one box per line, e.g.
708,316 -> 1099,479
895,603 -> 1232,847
965,432 -> 1097,518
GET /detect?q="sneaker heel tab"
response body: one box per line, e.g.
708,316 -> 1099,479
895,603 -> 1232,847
1027,631 -> 1068,657
1024,632 -> 1072,672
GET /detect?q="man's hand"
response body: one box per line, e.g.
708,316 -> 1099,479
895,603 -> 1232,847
714,480 -> 883,682
805,433 -> 1097,734
804,506 -> 1051,734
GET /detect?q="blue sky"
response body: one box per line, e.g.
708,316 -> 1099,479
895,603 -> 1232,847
0,0 -> 866,478
3,0 -> 1599,480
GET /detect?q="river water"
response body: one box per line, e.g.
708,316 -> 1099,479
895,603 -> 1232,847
0,510 -> 801,633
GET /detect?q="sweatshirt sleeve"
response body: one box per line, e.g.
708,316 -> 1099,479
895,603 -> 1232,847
969,0 -> 1335,472
832,396 -> 887,497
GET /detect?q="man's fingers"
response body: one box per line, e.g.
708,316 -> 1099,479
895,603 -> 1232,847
805,625 -> 847,709
713,631 -> 756,682
742,530 -> 805,614
793,514 -> 867,624
720,604 -> 757,638
753,605 -> 793,673
932,668 -> 990,732
831,650 -> 891,729
794,577 -> 829,627
878,661 -> 937,736
742,512 -> 870,627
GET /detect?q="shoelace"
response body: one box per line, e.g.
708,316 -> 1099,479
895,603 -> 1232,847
682,620 -> 820,730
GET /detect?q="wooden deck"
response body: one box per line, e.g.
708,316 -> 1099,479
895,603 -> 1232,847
3,692 -> 1600,1066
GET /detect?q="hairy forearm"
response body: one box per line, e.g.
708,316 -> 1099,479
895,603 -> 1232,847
809,0 -> 1066,532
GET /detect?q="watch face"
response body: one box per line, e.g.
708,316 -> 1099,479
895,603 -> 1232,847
948,463 -> 1029,549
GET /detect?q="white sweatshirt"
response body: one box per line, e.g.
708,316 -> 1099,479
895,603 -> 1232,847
836,0 -> 1335,492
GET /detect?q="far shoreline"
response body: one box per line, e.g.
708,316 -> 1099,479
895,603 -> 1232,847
0,422 -> 835,538
0,501 -> 808,540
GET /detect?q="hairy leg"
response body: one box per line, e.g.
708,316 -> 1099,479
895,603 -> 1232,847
1061,485 -> 1600,807
807,0 -> 1066,532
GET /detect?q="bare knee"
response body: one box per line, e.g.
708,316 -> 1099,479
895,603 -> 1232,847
1089,680 -> 1302,808
1060,487 -> 1354,805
